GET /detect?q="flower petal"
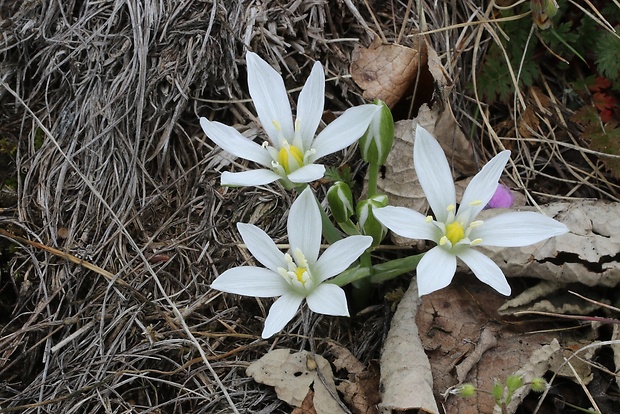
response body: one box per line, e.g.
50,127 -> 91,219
311,104 -> 379,160
374,206 -> 439,241
221,169 -> 281,187
200,118 -> 272,166
313,235 -> 372,281
458,150 -> 510,222
237,223 -> 285,272
288,187 -> 321,263
416,246 -> 457,296
296,61 -> 325,149
287,163 -> 326,183
246,52 -> 294,144
413,125 -> 456,222
262,292 -> 304,338
211,267 -> 288,297
306,283 -> 349,316
473,211 -> 569,247
457,248 -> 511,295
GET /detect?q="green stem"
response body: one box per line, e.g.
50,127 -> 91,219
351,250 -> 373,311
370,253 -> 424,284
367,162 -> 380,198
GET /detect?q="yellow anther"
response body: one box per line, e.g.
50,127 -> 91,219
470,238 -> 483,246
469,200 -> 482,206
447,204 -> 456,212
445,221 -> 465,245
425,215 -> 433,223
439,236 -> 448,246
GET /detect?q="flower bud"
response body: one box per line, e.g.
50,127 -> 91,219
530,377 -> 548,393
454,383 -> 476,398
506,374 -> 524,393
357,195 -> 389,245
327,181 -> 355,223
359,100 -> 394,166
531,0 -> 559,30
492,380 -> 504,405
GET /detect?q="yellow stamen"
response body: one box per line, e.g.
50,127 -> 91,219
278,144 -> 304,173
470,238 -> 483,246
447,204 -> 456,212
469,200 -> 482,206
425,215 -> 433,223
294,267 -> 307,283
272,120 -> 282,131
445,221 -> 465,245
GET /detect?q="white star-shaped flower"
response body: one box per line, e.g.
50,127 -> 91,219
200,52 -> 380,188
374,125 -> 569,296
211,187 -> 372,338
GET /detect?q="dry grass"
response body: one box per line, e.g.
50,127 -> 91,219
0,0 -> 617,413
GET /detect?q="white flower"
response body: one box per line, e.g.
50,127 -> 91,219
374,125 -> 569,296
200,52 -> 380,188
211,187 -> 372,338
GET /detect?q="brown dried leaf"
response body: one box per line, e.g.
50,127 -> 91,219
379,278 -> 438,414
246,349 -> 347,414
350,37 -> 426,108
415,282 -> 562,414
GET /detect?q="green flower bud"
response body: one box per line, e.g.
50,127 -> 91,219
327,181 -> 355,223
492,380 -> 504,405
530,377 -> 548,393
359,100 -> 394,166
531,0 -> 559,30
357,195 -> 388,246
506,374 -> 523,394
455,383 -> 476,398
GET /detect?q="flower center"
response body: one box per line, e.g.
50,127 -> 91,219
445,221 -> 465,244
278,143 -> 304,174
278,248 -> 314,293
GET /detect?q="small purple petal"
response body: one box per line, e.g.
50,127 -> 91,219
485,184 -> 514,209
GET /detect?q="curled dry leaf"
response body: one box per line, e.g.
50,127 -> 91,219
379,278 -> 438,414
329,343 -> 381,414
246,349 -> 347,414
475,200 -> 620,286
350,36 -> 426,108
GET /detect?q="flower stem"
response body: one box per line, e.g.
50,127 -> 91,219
366,162 -> 379,198
351,250 -> 374,311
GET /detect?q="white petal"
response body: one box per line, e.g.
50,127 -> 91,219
288,187 -> 322,263
413,124 -> 456,223
237,223 -> 285,272
221,169 -> 281,187
457,248 -> 511,295
296,61 -> 325,149
311,104 -> 379,160
287,163 -> 326,183
211,267 -> 288,297
459,150 -> 510,222
306,283 -> 349,316
200,118 -> 272,166
473,212 -> 569,247
374,206 -> 439,241
416,247 -> 457,296
262,292 -> 304,338
313,235 -> 373,281
246,52 -> 294,143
